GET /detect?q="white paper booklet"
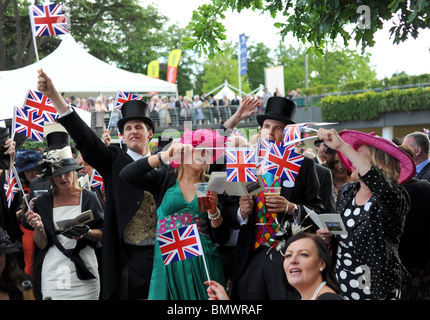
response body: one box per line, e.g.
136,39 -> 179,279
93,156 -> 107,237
303,206 -> 347,235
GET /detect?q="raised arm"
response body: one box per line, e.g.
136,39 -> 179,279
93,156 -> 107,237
37,69 -> 70,115
317,128 -> 372,177
222,97 -> 259,130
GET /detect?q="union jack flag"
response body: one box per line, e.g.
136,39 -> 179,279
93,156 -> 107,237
225,147 -> 257,182
29,3 -> 69,37
115,91 -> 142,110
117,129 -> 124,143
158,224 -> 204,266
90,170 -> 104,191
23,90 -> 57,123
14,107 -> 45,142
3,170 -> 20,208
256,138 -> 282,167
230,127 -> 243,137
283,123 -> 307,145
260,143 -> 304,184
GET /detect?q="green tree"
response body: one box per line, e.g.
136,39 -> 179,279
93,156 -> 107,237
275,44 -> 376,93
183,0 -> 430,57
200,42 -> 250,94
247,42 -> 273,90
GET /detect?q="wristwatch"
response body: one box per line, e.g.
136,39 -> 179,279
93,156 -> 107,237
157,152 -> 164,164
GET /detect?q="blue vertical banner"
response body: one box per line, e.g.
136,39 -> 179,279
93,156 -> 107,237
239,33 -> 247,76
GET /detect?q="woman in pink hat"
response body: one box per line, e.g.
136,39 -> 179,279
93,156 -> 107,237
317,128 -> 415,300
120,128 -> 229,300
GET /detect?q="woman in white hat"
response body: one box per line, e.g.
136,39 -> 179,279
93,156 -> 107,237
24,145 -> 104,300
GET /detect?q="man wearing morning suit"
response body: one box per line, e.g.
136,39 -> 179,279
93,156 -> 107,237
37,69 -> 157,300
222,96 -> 324,299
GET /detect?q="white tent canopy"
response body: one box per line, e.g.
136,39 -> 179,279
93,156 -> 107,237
208,80 -> 242,101
0,34 -> 177,120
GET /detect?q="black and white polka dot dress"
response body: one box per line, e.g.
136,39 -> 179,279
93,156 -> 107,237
335,197 -> 372,300
334,166 -> 409,300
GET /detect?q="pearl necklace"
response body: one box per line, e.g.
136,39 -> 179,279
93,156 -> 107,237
310,281 -> 326,300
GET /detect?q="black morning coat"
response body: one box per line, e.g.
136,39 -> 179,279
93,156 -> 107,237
221,155 -> 324,295
57,109 -> 146,300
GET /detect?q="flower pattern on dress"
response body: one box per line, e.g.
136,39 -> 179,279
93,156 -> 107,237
156,209 -> 208,237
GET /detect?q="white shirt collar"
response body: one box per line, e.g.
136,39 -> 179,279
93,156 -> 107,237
127,149 -> 151,161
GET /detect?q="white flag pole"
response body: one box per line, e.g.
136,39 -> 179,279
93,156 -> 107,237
28,5 -> 40,63
12,166 -> 30,209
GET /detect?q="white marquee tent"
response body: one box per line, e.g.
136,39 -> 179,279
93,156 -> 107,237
208,80 -> 242,101
0,34 -> 177,120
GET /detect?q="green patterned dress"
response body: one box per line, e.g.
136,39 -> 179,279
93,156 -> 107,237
148,180 -> 225,300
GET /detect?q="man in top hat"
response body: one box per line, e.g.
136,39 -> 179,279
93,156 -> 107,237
221,96 -> 324,299
36,69 -> 157,300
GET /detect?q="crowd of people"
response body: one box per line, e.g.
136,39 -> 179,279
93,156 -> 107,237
1,68 -> 430,301
66,88 -> 306,132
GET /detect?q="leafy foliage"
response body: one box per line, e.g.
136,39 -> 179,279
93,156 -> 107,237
184,0 -> 430,57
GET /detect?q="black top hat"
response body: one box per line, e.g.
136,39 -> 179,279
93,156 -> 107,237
117,100 -> 155,134
46,131 -> 70,151
256,96 -> 296,127
0,227 -> 21,255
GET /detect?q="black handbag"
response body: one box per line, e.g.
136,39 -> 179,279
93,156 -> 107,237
61,224 -> 90,239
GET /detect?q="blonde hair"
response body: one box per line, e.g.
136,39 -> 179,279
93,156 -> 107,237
176,163 -> 209,182
367,145 -> 401,184
50,170 -> 82,195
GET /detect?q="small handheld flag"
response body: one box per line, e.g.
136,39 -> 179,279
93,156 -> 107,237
90,170 -> 104,191
283,123 -> 307,144
158,223 -> 212,285
225,147 -> 257,182
23,90 -> 57,123
14,107 -> 45,142
3,170 -> 20,208
29,3 -> 69,37
158,224 -> 204,265
260,143 -> 304,184
115,91 -> 142,110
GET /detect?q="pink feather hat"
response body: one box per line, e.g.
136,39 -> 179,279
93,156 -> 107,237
337,130 -> 415,184
170,129 -> 226,168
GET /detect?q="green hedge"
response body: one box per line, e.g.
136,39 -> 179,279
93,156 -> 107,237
301,73 -> 430,96
320,87 -> 430,122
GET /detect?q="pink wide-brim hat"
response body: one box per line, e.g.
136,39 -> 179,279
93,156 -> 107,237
337,130 -> 416,184
170,128 -> 226,168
